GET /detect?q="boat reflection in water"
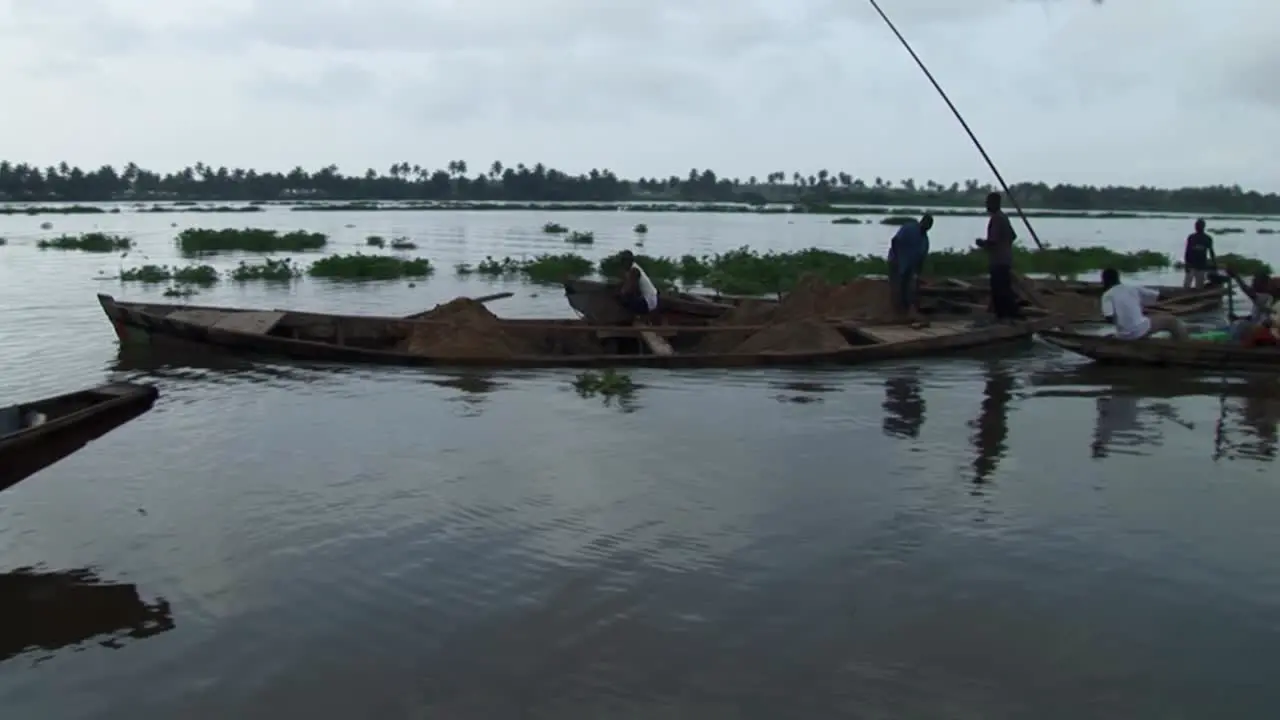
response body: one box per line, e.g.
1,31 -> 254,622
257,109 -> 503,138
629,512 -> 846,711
1027,366 -> 1280,461
969,361 -> 1015,489
881,371 -> 925,440
0,566 -> 174,664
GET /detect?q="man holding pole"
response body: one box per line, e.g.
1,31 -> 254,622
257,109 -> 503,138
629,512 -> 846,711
975,191 -> 1023,321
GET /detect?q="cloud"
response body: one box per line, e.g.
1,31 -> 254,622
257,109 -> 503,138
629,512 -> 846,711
0,0 -> 1277,189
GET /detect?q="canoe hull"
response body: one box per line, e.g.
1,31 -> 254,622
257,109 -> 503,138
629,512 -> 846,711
1040,330 -> 1280,373
0,382 -> 159,492
99,294 -> 1065,369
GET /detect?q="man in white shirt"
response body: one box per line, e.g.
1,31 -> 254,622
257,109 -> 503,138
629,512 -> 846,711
615,250 -> 659,319
1100,268 -> 1189,340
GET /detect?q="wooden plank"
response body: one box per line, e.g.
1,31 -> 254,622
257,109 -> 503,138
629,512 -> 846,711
211,311 -> 286,335
640,331 -> 674,356
167,309 -> 229,328
595,327 -> 678,339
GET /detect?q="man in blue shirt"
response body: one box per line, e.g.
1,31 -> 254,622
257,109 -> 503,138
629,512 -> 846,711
888,213 -> 933,322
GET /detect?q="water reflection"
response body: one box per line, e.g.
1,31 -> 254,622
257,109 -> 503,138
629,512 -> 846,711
110,341 -> 353,387
968,362 -> 1014,486
1029,366 -> 1279,461
881,372 -> 925,439
424,372 -> 509,417
0,566 -> 174,665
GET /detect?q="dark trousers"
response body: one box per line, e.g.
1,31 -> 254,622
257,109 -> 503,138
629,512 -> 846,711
890,267 -> 919,313
988,265 -> 1020,319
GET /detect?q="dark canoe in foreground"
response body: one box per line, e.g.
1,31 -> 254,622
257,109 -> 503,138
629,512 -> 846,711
0,382 -> 159,492
1040,330 -> 1280,372
0,567 -> 174,662
99,294 -> 1065,369
564,278 -> 1227,326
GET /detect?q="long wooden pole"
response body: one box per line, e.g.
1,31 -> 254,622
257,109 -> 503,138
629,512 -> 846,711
866,0 -> 1047,252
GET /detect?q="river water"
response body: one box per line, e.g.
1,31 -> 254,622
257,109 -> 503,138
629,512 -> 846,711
1,207 -> 1279,718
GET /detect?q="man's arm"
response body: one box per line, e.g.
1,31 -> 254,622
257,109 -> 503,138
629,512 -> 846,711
1207,234 -> 1217,264
1101,294 -> 1115,324
1138,286 -> 1160,305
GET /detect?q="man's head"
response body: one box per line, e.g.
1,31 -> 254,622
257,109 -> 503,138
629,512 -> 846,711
1101,267 -> 1121,289
920,213 -> 934,231
1251,271 -> 1271,294
985,192 -> 1002,213
617,250 -> 634,267
1194,218 -> 1206,232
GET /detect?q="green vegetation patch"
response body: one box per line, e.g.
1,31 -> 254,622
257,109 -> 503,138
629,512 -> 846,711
37,232 -> 132,252
543,222 -> 568,234
229,258 -> 303,281
120,264 -> 219,285
565,230 -> 594,244
308,253 -> 433,280
177,228 -> 327,254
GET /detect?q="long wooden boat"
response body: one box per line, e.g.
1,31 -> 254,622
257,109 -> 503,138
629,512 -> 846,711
0,567 -> 174,662
565,277 -> 1226,326
99,294 -> 1065,369
1039,329 -> 1280,372
0,382 -> 159,492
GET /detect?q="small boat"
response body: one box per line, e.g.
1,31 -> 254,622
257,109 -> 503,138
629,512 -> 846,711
0,382 -> 159,492
1040,329 -> 1280,372
98,294 -> 1065,369
0,567 -> 174,662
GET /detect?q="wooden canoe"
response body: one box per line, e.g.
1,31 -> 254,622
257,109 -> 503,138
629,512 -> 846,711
565,277 -> 1226,326
98,293 -> 1066,369
0,567 -> 174,662
1039,329 -> 1280,372
0,382 -> 159,492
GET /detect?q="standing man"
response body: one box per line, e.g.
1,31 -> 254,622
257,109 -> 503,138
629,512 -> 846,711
887,213 -> 933,323
1183,218 -> 1216,289
974,191 -> 1022,321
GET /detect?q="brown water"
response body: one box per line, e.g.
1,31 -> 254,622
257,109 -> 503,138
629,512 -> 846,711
1,207 -> 1279,719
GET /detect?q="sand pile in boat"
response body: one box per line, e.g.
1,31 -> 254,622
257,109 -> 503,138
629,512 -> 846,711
695,298 -> 780,353
403,298 -> 526,357
731,318 -> 851,354
771,275 -> 892,322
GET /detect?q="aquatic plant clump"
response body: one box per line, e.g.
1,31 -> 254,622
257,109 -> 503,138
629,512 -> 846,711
573,369 -> 636,397
366,235 -> 386,247
120,264 -> 219,285
633,223 -> 648,233
176,228 -> 327,254
389,237 -> 417,250
521,253 -> 595,283
565,230 -> 594,245
543,222 -> 568,234
229,258 -> 303,281
37,232 -> 132,252
307,253 -> 433,280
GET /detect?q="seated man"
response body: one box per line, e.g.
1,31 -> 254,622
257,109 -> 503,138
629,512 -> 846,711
1100,268 -> 1189,340
615,250 -> 659,320
1225,268 -> 1277,345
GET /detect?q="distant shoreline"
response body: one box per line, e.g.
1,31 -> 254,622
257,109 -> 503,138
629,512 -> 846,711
0,200 -> 1277,223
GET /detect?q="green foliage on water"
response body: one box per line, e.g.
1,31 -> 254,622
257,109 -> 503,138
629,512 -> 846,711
162,286 -> 197,298
308,253 -> 433,280
177,228 -> 327,254
389,237 -> 417,250
573,369 -> 635,396
1193,253 -> 1273,276
37,232 -> 132,252
543,222 -> 568,234
565,230 -> 594,245
831,217 -> 863,224
366,235 -> 386,247
229,258 -> 302,281
633,223 -> 648,233
120,264 -> 219,285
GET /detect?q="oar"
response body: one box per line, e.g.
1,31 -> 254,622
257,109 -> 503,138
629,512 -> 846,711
403,291 -> 513,320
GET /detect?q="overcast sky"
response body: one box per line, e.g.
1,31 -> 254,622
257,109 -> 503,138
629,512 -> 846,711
1,0 -> 1277,189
